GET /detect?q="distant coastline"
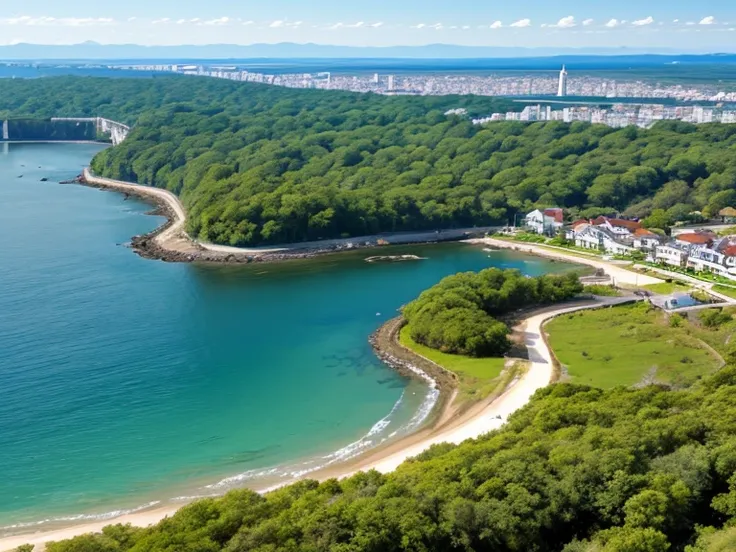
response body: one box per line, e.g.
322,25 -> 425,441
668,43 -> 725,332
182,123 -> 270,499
79,168 -> 497,264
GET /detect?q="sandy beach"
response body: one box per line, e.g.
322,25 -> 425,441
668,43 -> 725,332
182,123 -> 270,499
470,237 -> 663,287
81,169 -> 496,263
0,296 -> 631,552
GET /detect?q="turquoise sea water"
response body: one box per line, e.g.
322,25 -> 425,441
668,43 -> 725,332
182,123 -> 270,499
0,143 -> 574,534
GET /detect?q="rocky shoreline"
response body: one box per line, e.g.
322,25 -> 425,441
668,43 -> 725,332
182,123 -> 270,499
369,317 -> 458,420
74,171 -> 494,264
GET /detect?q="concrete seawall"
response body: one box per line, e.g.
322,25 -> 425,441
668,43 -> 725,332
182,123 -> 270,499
80,169 -> 499,264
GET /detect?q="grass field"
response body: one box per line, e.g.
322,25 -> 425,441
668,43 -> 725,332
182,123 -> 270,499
399,325 -> 508,402
643,281 -> 693,295
546,302 -> 721,388
713,285 -> 736,300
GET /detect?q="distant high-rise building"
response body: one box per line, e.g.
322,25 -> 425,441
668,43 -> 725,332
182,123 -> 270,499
373,73 -> 379,84
388,75 -> 395,91
557,65 -> 568,97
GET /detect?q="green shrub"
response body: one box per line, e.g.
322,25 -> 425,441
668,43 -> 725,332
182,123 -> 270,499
404,268 -> 583,357
699,309 -> 732,328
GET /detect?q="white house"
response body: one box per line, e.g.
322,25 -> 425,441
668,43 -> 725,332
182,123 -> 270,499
573,224 -> 636,256
590,216 -> 642,241
632,228 -> 664,253
525,208 -> 564,236
655,245 -> 689,268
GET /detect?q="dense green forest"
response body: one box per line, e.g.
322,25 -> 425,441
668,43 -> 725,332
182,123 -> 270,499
3,76 -> 736,246
2,119 -> 97,141
402,269 -> 583,356
36,366 -> 736,552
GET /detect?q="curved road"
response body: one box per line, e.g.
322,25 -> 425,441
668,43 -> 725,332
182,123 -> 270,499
351,296 -> 638,474
82,169 -> 497,256
0,297 -> 635,551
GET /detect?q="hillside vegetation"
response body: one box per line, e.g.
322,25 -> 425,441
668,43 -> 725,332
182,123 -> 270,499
38,366 -> 736,552
2,77 -> 736,246
402,268 -> 583,357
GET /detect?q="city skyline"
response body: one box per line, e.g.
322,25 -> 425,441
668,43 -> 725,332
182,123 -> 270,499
1,0 -> 735,50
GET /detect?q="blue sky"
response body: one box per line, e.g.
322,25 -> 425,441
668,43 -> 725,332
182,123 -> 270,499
1,0 -> 735,50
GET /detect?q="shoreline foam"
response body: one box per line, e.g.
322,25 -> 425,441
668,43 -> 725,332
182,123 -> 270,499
0,297 -> 634,552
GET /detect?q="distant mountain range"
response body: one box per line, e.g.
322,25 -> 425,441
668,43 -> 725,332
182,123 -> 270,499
0,41 -> 732,61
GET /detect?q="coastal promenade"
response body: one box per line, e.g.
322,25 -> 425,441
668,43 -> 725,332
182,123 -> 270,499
0,295 -> 634,552
471,237 -> 663,287
82,169 -> 497,262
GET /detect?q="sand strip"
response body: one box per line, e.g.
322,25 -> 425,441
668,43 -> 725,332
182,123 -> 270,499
470,237 -> 663,287
0,298 -> 628,552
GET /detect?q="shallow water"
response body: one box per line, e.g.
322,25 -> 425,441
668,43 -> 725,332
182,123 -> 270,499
0,143 -> 575,532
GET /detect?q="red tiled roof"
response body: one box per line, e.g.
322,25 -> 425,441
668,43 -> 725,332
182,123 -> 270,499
722,245 -> 736,257
571,219 -> 588,227
677,233 -> 713,245
606,218 -> 642,230
590,216 -> 641,231
634,228 -> 658,237
543,208 -> 564,223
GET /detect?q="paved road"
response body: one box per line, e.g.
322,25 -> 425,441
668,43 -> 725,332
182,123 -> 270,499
83,169 -> 497,255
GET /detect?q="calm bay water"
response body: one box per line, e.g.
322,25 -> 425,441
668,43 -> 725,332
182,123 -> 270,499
0,143 -> 572,533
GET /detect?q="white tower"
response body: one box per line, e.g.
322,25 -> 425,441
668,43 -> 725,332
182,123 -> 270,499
388,75 -> 395,91
557,65 -> 568,97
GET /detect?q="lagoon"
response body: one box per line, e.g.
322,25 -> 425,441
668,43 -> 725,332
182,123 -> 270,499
0,143 -> 572,533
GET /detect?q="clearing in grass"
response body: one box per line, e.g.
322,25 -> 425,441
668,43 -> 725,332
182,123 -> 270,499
545,302 -> 721,388
643,280 -> 693,295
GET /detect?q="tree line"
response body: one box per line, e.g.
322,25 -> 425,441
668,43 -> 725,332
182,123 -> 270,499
3,76 -> 736,246
2,119 -> 98,141
37,365 -> 736,552
402,268 -> 583,356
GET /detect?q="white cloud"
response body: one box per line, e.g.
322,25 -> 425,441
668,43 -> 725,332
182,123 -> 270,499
411,23 -> 426,29
686,21 -> 696,26
127,17 -> 137,22
204,17 -> 230,26
490,20 -> 503,29
176,19 -> 187,25
553,16 -> 576,28
462,25 -> 470,29
699,16 -> 716,25
328,22 -> 343,29
510,18 -> 531,28
190,18 -> 201,23
604,18 -> 620,28
429,23 -> 443,30
632,16 -> 654,26
269,20 -> 284,28
152,18 -> 170,25
242,20 -> 255,26
582,18 -> 594,26
346,21 -> 364,28
369,22 -> 384,28
672,19 -> 679,23
0,16 -> 116,26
